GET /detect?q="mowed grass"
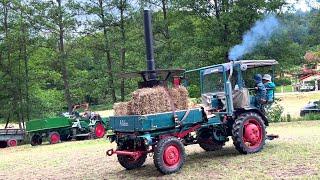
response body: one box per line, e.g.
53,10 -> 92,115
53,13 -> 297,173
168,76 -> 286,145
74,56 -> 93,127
1,121 -> 320,179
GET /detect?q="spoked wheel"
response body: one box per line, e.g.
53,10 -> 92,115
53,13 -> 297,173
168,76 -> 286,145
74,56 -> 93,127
49,132 -> 61,144
117,144 -> 147,170
232,112 -> 266,154
94,123 -> 106,138
197,129 -> 225,151
154,136 -> 186,174
7,139 -> 17,147
31,134 -> 43,146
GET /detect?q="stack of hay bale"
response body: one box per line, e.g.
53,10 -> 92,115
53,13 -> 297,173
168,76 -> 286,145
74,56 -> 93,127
114,86 -> 189,116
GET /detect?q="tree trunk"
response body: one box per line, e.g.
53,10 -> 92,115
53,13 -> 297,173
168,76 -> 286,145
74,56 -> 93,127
120,0 -> 126,101
161,0 -> 173,66
57,0 -> 73,113
3,2 -> 21,128
99,0 -> 116,103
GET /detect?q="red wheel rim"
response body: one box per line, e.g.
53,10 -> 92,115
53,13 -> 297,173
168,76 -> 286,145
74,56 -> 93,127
95,123 -> 105,138
163,145 -> 180,167
242,119 -> 263,149
8,139 -> 17,147
50,133 -> 60,144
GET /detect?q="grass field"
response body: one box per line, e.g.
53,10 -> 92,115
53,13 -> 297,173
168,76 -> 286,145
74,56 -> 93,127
1,121 -> 320,179
277,91 -> 320,117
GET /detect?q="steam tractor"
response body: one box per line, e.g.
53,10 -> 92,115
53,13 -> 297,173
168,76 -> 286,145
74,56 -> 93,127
26,104 -> 108,146
106,9 -> 278,174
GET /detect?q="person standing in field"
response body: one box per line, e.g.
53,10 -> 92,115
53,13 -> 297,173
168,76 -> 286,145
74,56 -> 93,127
262,74 -> 276,103
254,74 -> 267,107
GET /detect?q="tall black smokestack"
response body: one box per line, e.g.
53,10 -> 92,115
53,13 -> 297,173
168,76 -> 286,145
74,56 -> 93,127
143,9 -> 157,80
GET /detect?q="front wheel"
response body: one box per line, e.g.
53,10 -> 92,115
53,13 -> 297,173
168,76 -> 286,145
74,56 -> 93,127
232,112 -> 266,154
153,136 -> 186,174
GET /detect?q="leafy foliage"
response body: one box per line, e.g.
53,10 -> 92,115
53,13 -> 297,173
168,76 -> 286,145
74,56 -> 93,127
0,0 -> 319,122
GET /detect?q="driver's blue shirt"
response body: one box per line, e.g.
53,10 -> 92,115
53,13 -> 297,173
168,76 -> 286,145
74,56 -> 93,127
256,82 -> 267,101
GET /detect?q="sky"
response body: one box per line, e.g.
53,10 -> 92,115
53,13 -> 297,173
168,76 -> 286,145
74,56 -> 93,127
287,0 -> 320,11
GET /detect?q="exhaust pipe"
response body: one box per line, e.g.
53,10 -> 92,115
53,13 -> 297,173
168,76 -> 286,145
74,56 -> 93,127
143,9 -> 157,80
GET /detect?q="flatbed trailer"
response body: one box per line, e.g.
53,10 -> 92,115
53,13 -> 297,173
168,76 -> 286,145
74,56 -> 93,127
0,129 -> 25,148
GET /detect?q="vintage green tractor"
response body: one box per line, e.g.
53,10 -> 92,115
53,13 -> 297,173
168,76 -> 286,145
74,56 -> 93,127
106,10 -> 278,175
26,104 -> 108,146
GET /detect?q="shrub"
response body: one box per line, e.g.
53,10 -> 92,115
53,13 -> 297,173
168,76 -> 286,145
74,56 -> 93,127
187,85 -> 200,98
266,100 -> 284,122
275,78 -> 291,86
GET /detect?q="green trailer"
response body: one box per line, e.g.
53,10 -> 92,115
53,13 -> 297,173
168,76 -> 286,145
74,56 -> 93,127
26,113 -> 108,146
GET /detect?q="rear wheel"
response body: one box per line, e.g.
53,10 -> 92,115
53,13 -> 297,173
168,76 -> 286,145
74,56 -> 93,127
94,123 -> 106,138
153,136 -> 186,174
31,134 -> 42,146
232,112 -> 266,154
7,139 -> 17,147
49,132 -> 60,144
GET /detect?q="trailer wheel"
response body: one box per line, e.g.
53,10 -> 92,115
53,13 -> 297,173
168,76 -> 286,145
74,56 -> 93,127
31,134 -> 42,146
7,139 -> 17,147
49,132 -> 61,144
197,129 -> 225,151
0,141 -> 7,148
117,147 -> 147,170
153,136 -> 186,174
232,112 -> 266,154
94,123 -> 106,138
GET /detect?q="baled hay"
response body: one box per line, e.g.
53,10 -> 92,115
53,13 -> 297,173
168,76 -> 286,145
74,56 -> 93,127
113,101 -> 132,116
178,86 -> 189,109
131,86 -> 172,115
114,86 -> 190,116
169,86 -> 189,110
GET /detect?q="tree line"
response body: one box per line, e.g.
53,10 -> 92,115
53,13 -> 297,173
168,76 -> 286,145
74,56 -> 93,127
0,0 -> 319,124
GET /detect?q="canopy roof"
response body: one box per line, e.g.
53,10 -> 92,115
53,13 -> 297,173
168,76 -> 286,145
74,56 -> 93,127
194,60 -> 278,75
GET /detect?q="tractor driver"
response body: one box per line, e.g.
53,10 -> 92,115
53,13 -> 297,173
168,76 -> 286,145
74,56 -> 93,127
253,74 -> 267,108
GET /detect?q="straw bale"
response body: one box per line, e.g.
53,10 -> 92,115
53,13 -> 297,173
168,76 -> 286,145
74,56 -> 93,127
131,86 -> 172,115
113,86 -> 190,116
113,101 -> 132,116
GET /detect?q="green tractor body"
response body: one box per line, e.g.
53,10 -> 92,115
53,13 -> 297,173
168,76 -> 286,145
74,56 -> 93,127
26,114 -> 108,146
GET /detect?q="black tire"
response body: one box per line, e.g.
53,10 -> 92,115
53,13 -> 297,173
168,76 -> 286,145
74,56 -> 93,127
31,134 -> 43,146
117,146 -> 147,170
60,134 -> 72,141
75,136 -> 87,141
232,112 -> 266,154
197,129 -> 225,151
0,141 -> 7,148
153,136 -> 186,174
